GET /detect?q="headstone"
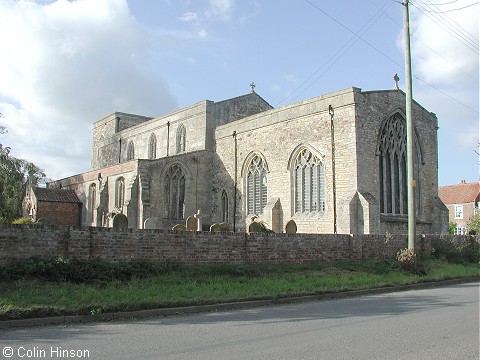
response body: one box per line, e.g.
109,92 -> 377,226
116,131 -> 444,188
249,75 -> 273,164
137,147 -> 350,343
112,213 -> 128,229
172,223 -> 186,232
285,219 -> 297,234
194,210 -> 205,232
143,217 -> 157,230
186,215 -> 197,231
249,221 -> 264,233
210,222 -> 231,232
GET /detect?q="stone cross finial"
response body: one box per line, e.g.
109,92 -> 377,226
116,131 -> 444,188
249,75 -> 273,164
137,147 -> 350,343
250,82 -> 256,93
393,73 -> 400,90
194,209 -> 205,231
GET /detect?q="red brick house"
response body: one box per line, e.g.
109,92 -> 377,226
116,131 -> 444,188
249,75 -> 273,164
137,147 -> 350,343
23,186 -> 82,226
438,180 -> 480,234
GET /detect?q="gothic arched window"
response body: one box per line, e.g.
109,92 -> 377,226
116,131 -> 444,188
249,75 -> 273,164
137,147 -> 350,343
176,124 -> 186,154
149,133 -> 157,159
294,148 -> 326,213
115,177 -> 125,210
165,164 -> 185,220
88,183 -> 96,223
377,113 -> 421,215
127,141 -> 135,160
246,155 -> 268,215
221,190 -> 229,223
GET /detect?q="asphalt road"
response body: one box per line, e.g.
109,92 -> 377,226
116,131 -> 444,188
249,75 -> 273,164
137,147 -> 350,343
1,282 -> 479,360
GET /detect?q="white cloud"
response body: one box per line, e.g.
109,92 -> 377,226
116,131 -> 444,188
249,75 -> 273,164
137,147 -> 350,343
0,0 -> 177,179
206,0 -> 235,21
410,2 -> 479,88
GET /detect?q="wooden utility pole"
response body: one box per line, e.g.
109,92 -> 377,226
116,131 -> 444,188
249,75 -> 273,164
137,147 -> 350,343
403,0 -> 416,251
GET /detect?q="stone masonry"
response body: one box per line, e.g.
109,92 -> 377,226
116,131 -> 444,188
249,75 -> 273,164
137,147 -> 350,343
47,87 -> 448,234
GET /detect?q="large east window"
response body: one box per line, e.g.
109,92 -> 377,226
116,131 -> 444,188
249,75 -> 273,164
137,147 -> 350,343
377,113 -> 421,215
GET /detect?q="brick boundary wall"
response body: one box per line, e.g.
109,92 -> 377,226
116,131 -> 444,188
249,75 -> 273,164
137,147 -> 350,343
0,225 -> 477,266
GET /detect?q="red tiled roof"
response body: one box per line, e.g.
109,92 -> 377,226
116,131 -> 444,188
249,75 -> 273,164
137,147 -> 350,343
33,187 -> 81,203
438,181 -> 480,205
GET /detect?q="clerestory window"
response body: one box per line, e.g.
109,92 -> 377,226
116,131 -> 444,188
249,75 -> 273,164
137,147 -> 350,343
148,133 -> 157,159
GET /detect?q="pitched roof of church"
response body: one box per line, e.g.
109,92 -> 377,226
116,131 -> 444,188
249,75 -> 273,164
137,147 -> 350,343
33,187 -> 81,203
438,181 -> 480,205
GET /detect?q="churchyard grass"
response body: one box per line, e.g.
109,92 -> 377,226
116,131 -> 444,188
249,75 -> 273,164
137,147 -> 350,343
0,258 -> 478,321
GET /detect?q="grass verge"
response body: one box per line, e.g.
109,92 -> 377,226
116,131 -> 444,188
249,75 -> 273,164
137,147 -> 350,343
0,258 -> 478,321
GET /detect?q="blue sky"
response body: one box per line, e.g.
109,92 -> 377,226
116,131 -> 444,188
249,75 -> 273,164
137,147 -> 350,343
0,0 -> 478,186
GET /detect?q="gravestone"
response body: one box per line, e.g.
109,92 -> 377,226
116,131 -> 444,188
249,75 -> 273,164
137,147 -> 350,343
210,222 -> 231,232
185,215 -> 197,231
172,223 -> 186,232
112,213 -> 128,229
194,210 -> 205,232
285,219 -> 297,234
143,217 -> 157,230
248,221 -> 264,233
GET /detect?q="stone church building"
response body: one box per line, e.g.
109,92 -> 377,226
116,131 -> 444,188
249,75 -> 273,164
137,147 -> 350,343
48,87 -> 448,234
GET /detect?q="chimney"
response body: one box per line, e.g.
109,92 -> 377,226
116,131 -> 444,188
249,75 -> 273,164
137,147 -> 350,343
461,180 -> 466,184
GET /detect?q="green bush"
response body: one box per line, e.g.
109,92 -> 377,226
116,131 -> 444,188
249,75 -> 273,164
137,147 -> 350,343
0,257 -> 177,284
432,236 -> 480,264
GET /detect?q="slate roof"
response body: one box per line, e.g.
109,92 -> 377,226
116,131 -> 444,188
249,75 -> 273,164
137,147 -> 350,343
438,181 -> 480,205
33,187 -> 81,203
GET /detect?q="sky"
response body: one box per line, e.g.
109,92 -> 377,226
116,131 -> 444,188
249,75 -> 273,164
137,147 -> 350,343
0,0 -> 478,186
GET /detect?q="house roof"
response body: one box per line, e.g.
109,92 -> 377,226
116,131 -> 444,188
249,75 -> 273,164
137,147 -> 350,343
438,181 -> 480,205
33,187 -> 81,203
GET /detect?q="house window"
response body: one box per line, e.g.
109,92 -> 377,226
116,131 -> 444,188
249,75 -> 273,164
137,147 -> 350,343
149,133 -> 157,159
176,124 -> 186,154
294,148 -> 325,213
221,190 -> 229,223
246,155 -> 268,215
165,164 -> 185,220
115,177 -> 125,210
454,205 -> 463,219
454,226 -> 466,235
88,183 -> 96,223
127,141 -> 135,160
377,113 -> 420,215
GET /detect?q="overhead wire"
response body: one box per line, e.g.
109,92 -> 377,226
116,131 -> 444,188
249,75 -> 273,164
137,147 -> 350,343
374,0 -> 473,80
285,0 -> 478,114
415,1 -> 478,12
411,0 -> 479,53
276,0 -> 395,105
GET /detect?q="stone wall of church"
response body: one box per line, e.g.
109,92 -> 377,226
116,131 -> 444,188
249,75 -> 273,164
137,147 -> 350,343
214,88 -> 360,234
91,102 -> 210,170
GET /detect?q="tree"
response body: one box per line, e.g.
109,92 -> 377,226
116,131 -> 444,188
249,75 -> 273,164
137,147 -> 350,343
467,214 -> 480,235
0,144 -> 46,224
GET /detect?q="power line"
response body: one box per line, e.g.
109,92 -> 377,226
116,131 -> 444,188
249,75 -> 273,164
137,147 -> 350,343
283,0 -> 478,115
415,1 -> 478,12
372,0 -> 474,80
412,0 -> 479,53
277,1 -> 394,105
